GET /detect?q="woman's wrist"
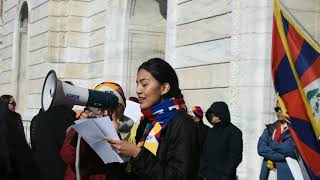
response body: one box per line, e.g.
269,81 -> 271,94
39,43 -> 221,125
132,146 -> 141,158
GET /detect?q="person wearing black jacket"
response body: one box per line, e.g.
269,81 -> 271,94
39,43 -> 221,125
0,101 -> 40,180
32,105 -> 76,180
30,109 -> 43,152
200,101 -> 243,180
190,106 -> 209,153
107,58 -> 200,180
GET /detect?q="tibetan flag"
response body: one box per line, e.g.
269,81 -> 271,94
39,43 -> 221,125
272,0 -> 320,179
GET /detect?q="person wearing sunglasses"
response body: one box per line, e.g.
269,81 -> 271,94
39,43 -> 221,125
0,95 -> 25,138
0,95 -> 17,112
257,105 -> 296,180
0,96 -> 40,180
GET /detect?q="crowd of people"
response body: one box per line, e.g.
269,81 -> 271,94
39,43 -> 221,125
0,58 -> 298,180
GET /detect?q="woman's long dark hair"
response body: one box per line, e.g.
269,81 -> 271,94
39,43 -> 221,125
138,58 -> 183,99
0,95 -> 13,104
0,95 -> 21,120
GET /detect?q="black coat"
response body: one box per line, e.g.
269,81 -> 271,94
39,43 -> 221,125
196,121 -> 209,153
30,109 -> 43,152
129,111 -> 200,180
32,106 -> 76,180
200,102 -> 243,180
0,102 -> 40,180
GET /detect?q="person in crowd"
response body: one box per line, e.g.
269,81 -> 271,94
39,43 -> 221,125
0,100 -> 40,180
32,81 -> 77,180
0,95 -> 25,138
30,109 -> 43,152
107,58 -> 200,180
191,106 -> 209,153
199,101 -> 243,180
257,105 -> 296,180
60,82 -> 126,180
189,105 -> 209,180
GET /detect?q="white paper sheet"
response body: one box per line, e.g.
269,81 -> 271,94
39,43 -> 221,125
124,100 -> 142,123
74,118 -> 88,124
72,116 -> 124,164
286,157 -> 304,180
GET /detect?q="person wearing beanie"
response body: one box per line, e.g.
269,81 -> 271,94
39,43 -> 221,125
199,101 -> 243,180
190,106 -> 209,148
190,106 -> 209,180
60,82 -> 128,180
191,106 -> 204,123
94,82 -> 134,135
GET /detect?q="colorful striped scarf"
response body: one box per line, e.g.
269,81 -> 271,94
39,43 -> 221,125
137,98 -> 186,155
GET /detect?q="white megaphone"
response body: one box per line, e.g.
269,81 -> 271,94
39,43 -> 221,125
41,70 -> 118,111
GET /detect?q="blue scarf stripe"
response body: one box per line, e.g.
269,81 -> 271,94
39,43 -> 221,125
140,98 -> 186,145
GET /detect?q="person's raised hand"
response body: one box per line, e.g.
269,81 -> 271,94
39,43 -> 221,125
106,137 -> 141,158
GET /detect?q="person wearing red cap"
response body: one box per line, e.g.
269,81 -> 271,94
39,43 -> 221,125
190,106 -> 209,180
191,106 -> 204,123
191,106 -> 209,148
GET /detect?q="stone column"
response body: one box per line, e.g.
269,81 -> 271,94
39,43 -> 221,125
230,0 -> 274,179
165,0 -> 177,62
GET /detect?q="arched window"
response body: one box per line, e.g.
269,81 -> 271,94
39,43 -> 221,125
19,2 -> 28,30
155,0 -> 167,19
16,2 -> 28,112
126,0 -> 167,97
0,0 -> 3,19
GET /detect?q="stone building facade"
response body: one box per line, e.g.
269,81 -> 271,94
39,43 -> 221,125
0,0 -> 319,179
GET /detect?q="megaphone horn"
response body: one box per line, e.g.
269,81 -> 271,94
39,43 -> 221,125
41,70 -> 118,111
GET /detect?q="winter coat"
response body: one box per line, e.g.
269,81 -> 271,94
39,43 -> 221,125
33,106 -> 76,180
200,101 -> 243,180
0,102 -> 40,180
60,128 -> 107,180
257,121 -> 296,180
128,111 -> 200,180
196,121 -> 209,153
30,109 -> 43,152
